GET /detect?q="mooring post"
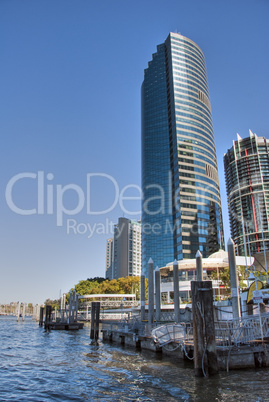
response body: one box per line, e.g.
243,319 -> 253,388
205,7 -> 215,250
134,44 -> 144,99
191,281 -> 218,377
33,304 -> 38,321
70,291 -> 74,323
203,282 -> 218,376
155,267 -> 161,322
69,291 -> 73,323
67,293 -> 70,323
196,250 -> 203,281
173,260 -> 180,323
75,293 -> 79,322
39,306 -> 44,326
90,302 -> 96,339
44,305 -> 52,330
90,301 -> 100,344
191,281 -> 204,376
140,271 -> 145,321
36,304 -> 40,321
22,303 -> 26,321
95,302 -> 100,342
17,302 -> 20,322
60,295 -> 64,322
72,290 -> 76,322
148,258 -> 154,325
228,238 -> 241,319
60,296 -> 62,321
63,294 -> 66,322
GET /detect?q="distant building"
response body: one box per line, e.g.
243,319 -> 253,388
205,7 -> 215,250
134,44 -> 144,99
141,32 -> 224,276
106,218 -> 142,280
105,238 -> 114,279
224,131 -> 269,256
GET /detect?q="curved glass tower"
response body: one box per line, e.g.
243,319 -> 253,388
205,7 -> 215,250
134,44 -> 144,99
142,32 -> 224,275
224,131 -> 269,256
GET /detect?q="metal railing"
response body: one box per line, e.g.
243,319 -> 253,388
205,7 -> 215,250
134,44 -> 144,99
101,310 -> 269,350
101,316 -> 161,337
149,314 -> 269,349
80,301 -> 139,308
215,313 -> 269,347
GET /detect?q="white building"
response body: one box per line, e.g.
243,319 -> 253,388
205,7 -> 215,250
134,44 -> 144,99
106,218 -> 142,280
159,249 -> 254,302
105,238 -> 114,279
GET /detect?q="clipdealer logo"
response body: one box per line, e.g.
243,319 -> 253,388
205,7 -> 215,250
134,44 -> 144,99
5,170 -> 222,238
5,171 -> 142,227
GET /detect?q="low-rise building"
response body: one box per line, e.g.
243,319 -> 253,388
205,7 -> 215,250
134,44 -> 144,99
159,249 -> 254,302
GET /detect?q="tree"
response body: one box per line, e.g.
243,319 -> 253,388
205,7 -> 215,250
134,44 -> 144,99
74,279 -> 100,295
86,277 -> 106,284
44,298 -> 60,309
67,276 -> 148,300
210,266 -> 248,291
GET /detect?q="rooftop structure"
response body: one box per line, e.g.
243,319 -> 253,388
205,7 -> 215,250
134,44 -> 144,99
159,249 -> 254,302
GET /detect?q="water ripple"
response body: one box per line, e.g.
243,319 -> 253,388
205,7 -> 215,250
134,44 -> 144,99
1,316 -> 269,401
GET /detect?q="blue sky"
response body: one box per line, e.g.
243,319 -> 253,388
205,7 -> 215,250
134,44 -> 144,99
1,0 -> 268,304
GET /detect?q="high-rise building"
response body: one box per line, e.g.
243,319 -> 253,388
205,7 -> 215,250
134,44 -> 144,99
106,218 -> 142,280
224,131 -> 269,256
105,238 -> 114,279
142,32 -> 224,275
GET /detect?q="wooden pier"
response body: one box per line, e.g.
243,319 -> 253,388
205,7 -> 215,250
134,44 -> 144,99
101,321 -> 269,371
39,290 -> 84,331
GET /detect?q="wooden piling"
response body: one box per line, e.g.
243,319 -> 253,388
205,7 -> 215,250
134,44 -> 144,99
44,305 -> 52,330
68,291 -> 74,323
191,281 -> 218,377
17,302 -> 20,322
196,250 -> 203,281
22,303 -> 26,321
75,293 -> 79,322
90,301 -> 100,344
39,307 -> 44,326
71,290 -> 76,323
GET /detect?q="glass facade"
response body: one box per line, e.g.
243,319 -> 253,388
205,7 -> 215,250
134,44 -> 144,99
142,33 -> 224,276
224,132 -> 269,255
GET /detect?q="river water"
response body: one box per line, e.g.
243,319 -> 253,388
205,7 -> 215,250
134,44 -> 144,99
0,316 -> 269,401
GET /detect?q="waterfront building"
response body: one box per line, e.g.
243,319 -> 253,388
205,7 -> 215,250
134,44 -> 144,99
142,32 -> 224,276
224,131 -> 269,256
105,238 -> 114,279
159,250 -> 254,302
106,218 -> 142,280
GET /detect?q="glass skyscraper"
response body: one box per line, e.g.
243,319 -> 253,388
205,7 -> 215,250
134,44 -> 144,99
224,131 -> 269,256
142,32 -> 224,275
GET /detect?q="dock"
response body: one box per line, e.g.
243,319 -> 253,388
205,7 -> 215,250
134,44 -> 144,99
101,314 -> 269,371
39,290 -> 84,331
49,322 -> 84,330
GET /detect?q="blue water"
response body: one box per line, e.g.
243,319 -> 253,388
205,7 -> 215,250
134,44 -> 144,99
1,316 -> 269,401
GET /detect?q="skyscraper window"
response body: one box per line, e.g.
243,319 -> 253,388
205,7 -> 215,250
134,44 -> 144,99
142,33 -> 224,276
